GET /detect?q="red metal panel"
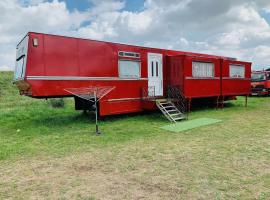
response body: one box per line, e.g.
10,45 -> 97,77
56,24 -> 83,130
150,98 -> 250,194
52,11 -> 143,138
167,55 -> 184,90
104,100 -> 142,116
78,40 -> 117,77
28,80 -> 146,98
44,35 -> 79,76
222,60 -> 251,96
26,33 -> 45,76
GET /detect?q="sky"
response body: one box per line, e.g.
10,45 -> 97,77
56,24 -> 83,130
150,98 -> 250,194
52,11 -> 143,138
1,0 -> 270,71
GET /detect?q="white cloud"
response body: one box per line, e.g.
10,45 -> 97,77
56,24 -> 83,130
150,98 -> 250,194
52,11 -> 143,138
1,0 -> 270,71
0,0 -> 88,71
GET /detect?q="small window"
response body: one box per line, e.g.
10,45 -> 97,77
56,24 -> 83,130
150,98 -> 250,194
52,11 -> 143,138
151,61 -> 154,77
32,38 -> 38,47
119,60 -> 141,78
267,73 -> 270,80
230,65 -> 245,78
192,61 -> 214,77
118,51 -> 140,58
14,57 -> 25,79
156,62 -> 158,77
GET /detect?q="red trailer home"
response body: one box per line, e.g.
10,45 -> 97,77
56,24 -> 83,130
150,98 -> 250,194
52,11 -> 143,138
14,32 -> 251,120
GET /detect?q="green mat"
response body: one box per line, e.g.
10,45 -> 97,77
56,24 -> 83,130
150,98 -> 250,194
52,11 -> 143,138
161,118 -> 222,132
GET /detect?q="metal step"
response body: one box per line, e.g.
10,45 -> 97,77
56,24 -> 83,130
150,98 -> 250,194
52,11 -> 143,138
170,113 -> 183,117
173,116 -> 186,121
156,99 -> 186,123
167,109 -> 178,113
163,105 -> 175,109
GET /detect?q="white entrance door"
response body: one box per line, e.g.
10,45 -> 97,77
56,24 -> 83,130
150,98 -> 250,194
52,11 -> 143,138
148,53 -> 163,96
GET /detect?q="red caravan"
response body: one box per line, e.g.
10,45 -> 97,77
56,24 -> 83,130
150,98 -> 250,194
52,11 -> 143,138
14,32 -> 251,116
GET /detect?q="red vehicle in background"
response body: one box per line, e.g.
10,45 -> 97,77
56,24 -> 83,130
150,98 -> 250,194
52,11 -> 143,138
251,69 -> 270,96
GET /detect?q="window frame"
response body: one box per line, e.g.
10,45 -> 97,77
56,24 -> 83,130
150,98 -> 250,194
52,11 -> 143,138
118,59 -> 141,79
192,61 -> 215,78
229,64 -> 245,78
14,56 -> 25,80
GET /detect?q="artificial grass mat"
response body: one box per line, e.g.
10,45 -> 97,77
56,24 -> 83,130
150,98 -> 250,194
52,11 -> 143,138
161,118 -> 222,132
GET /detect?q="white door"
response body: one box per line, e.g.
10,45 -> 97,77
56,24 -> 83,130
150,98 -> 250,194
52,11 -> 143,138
148,53 -> 163,96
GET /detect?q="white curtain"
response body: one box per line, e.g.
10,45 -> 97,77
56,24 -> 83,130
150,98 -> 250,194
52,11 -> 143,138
119,60 -> 141,78
192,62 -> 214,77
229,65 -> 245,78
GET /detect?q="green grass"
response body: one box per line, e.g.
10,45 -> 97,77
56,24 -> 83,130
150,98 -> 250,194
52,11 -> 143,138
0,71 -> 270,199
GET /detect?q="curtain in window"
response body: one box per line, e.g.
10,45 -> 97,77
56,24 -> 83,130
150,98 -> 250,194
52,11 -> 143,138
192,62 -> 214,77
229,65 -> 245,78
119,60 -> 141,78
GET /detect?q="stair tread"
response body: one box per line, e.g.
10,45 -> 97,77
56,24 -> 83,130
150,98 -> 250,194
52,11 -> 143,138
173,116 -> 186,120
156,99 -> 168,102
160,102 -> 172,105
167,109 -> 178,112
170,113 -> 182,116
156,98 -> 186,122
162,105 -> 174,108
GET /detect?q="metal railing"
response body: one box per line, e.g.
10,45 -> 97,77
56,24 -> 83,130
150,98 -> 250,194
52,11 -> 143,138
141,86 -> 156,100
167,85 -> 187,117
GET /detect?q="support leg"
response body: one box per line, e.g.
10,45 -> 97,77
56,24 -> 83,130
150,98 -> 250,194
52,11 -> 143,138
221,96 -> 224,109
188,98 -> 192,113
216,96 -> 220,109
245,95 -> 248,107
94,92 -> 101,135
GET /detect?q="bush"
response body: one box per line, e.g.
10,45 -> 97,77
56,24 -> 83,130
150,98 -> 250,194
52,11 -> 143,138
49,98 -> 65,108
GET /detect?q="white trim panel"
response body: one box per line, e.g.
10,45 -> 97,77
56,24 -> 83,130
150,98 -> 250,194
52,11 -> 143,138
185,77 -> 219,80
223,77 -> 250,80
27,76 -> 148,81
107,97 -> 141,102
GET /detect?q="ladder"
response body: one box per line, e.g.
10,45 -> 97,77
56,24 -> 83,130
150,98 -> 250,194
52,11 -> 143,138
156,99 -> 186,122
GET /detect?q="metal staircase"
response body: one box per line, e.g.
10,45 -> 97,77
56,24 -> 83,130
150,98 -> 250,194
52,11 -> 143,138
141,85 -> 188,122
156,99 -> 186,122
155,86 -> 188,122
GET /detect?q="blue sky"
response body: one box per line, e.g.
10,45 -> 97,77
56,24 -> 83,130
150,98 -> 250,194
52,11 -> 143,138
63,0 -> 145,12
0,0 -> 270,71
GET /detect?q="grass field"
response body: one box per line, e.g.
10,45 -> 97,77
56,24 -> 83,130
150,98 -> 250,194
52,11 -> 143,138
0,71 -> 269,199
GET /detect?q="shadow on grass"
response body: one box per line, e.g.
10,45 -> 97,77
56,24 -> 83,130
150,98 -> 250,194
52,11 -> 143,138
101,110 -> 165,123
28,100 -> 240,129
29,109 -> 166,129
188,99 -> 239,112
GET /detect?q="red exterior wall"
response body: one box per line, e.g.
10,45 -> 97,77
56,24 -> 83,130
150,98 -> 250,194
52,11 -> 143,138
183,56 -> 221,98
167,55 -> 184,90
221,60 -> 251,96
167,55 -> 221,98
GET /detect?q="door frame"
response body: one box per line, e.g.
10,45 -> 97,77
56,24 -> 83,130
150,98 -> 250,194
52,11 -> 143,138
147,53 -> 163,96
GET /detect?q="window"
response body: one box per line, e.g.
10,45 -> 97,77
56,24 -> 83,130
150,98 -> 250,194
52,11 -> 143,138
230,64 -> 245,78
192,61 -> 214,77
156,62 -> 158,77
14,57 -> 25,79
151,61 -> 154,77
267,73 -> 270,80
119,60 -> 141,78
32,38 -> 38,47
118,51 -> 140,58
251,73 -> 265,82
